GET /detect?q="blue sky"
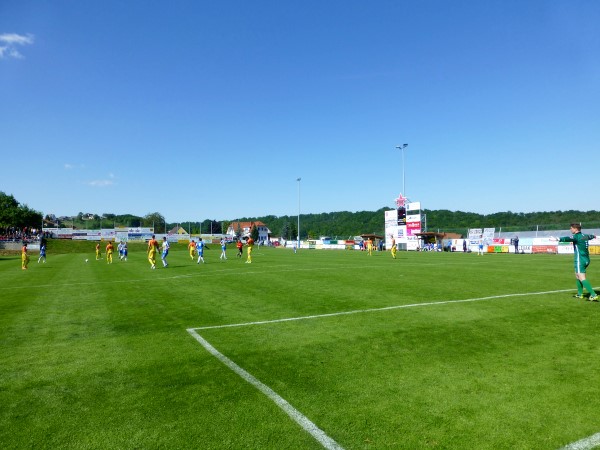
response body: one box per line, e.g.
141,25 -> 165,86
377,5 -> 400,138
2,1 -> 599,222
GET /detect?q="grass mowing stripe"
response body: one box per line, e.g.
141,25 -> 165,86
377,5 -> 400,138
0,264 -> 370,291
188,286 -> 596,448
3,249 -> 599,447
187,328 -> 345,450
191,287 -> 578,331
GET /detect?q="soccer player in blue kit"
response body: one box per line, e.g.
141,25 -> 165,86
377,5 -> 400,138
219,238 -> 227,260
196,238 -> 206,264
161,237 -> 170,268
38,243 -> 47,263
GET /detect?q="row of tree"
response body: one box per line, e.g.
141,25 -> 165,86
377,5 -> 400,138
3,191 -> 600,239
422,209 -> 600,235
42,211 -> 224,235
0,192 -> 43,231
238,209 -> 600,239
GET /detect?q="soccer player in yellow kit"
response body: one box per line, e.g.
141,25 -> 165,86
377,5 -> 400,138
21,242 -> 30,270
106,241 -> 114,264
148,235 -> 159,269
245,237 -> 254,264
188,240 -> 197,260
390,237 -> 397,259
95,243 -> 101,260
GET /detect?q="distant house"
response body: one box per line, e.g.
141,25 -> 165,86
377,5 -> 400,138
42,218 -> 58,228
226,221 -> 271,243
168,226 -> 188,235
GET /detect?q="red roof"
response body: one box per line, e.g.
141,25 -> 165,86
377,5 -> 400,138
228,221 -> 267,230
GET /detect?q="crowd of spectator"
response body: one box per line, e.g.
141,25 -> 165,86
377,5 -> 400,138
420,242 -> 443,251
0,227 -> 47,242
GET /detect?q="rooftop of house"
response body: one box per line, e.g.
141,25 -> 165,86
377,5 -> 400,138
227,221 -> 268,230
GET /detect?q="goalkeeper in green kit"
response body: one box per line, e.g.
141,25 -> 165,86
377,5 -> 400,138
552,223 -> 598,301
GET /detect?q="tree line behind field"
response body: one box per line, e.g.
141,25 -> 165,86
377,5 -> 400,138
67,209 -> 599,239
237,209 -> 600,239
2,192 -> 599,240
0,192 -> 43,232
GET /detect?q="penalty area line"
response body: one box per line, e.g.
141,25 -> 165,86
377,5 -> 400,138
186,328 -> 344,450
559,432 -> 600,450
192,287 -> 576,331
188,288 -> 600,450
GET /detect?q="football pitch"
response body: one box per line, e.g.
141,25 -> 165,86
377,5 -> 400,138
1,245 -> 600,449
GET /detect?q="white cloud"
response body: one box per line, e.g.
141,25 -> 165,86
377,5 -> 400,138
0,46 -> 25,59
0,33 -> 34,59
88,172 -> 117,187
64,163 -> 86,170
88,179 -> 116,187
0,33 -> 34,45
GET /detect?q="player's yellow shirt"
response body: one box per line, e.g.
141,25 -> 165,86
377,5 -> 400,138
148,239 -> 158,254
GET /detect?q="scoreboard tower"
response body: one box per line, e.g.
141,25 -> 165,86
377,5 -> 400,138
385,194 -> 422,251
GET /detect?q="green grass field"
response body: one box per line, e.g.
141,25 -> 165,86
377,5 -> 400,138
2,243 -> 600,449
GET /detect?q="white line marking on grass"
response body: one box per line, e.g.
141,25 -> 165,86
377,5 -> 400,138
188,287 -> 600,449
559,432 -> 600,450
191,288 -> 576,331
187,328 -> 344,450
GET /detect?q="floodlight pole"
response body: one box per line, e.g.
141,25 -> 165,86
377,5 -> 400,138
395,144 -> 408,197
297,177 -> 301,249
